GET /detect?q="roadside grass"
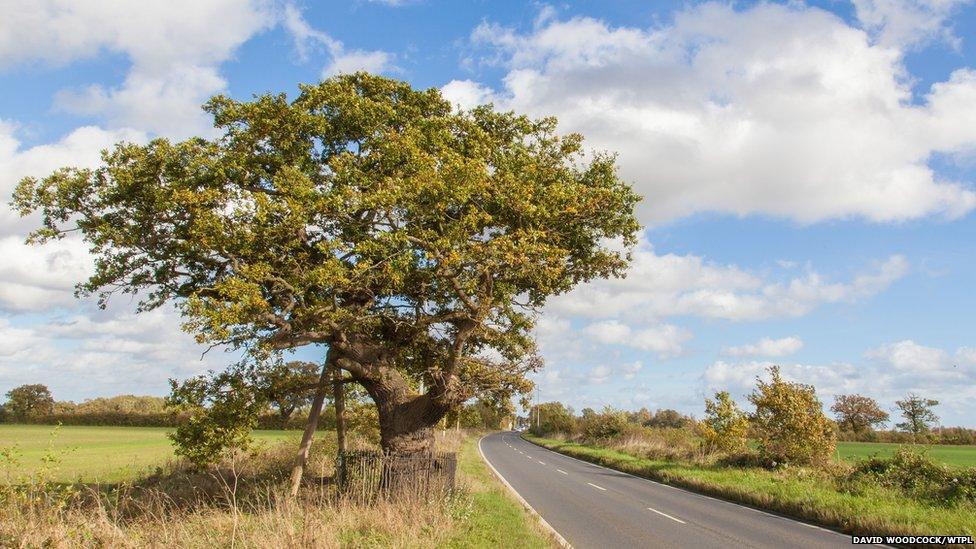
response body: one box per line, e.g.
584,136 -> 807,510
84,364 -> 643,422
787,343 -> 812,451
838,441 -> 976,467
0,425 -> 555,547
0,424 -> 300,483
442,433 -> 554,548
525,434 -> 976,540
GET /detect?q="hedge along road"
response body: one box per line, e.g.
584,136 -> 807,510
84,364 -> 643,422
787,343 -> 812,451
479,431 -> 865,549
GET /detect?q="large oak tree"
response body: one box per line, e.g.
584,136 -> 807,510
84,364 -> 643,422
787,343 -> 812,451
14,73 -> 639,477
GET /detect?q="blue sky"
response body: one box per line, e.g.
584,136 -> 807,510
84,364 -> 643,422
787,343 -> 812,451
0,0 -> 974,426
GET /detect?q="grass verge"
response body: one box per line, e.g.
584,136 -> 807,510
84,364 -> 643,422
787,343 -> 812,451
444,433 -> 554,548
0,426 -> 555,547
524,434 -> 976,540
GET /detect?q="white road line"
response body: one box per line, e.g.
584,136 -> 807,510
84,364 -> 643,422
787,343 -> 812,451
647,507 -> 686,524
538,460 -> 546,465
520,437 -> 852,541
477,436 -> 571,548
556,469 -> 568,475
587,482 -> 607,491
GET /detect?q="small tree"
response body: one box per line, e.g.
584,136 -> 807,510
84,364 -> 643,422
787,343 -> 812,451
647,408 -> 694,429
627,407 -> 652,425
528,402 -> 576,436
748,366 -> 836,466
699,391 -> 748,454
896,394 -> 939,439
166,367 -> 267,467
4,384 -> 55,421
578,406 -> 628,441
831,394 -> 889,434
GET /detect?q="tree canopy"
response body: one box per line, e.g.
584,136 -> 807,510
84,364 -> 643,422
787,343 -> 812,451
3,384 -> 55,421
896,394 -> 940,437
14,72 -> 640,458
831,393 -> 889,433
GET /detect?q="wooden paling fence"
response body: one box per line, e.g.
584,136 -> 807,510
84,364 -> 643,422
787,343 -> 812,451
335,450 -> 457,503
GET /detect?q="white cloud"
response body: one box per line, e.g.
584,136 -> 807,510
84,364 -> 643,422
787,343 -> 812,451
0,236 -> 92,312
703,341 -> 976,425
581,320 -> 632,345
0,308 -> 239,401
723,336 -> 804,358
324,50 -> 394,77
620,360 -> 643,380
582,360 -> 644,385
281,3 -> 394,78
0,122 -> 148,312
54,66 -> 227,138
587,364 -> 613,384
0,1 -> 275,137
282,3 -> 341,61
582,319 -> 689,358
547,237 -> 908,322
853,0 -> 973,49
0,122 -> 146,234
865,339 -> 951,371
441,79 -> 499,110
468,3 -> 976,224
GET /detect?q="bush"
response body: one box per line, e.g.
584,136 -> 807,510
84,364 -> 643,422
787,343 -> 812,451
646,409 -> 694,429
699,391 -> 748,455
578,407 -> 628,442
848,447 -> 976,505
749,366 -> 836,466
528,402 -> 576,436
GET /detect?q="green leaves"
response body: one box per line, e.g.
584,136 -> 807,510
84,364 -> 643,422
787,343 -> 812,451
749,366 -> 837,466
13,72 -> 640,430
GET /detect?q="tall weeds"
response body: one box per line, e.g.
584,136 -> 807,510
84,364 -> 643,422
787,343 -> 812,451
0,430 -> 473,548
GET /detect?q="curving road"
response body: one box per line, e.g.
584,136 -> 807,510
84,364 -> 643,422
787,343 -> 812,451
479,431 -> 857,549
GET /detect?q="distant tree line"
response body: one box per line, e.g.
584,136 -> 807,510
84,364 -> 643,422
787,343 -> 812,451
0,361 -> 337,429
527,368 -> 973,468
1,368 -> 513,436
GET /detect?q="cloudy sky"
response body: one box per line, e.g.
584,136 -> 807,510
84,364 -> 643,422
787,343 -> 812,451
1,0 -> 974,426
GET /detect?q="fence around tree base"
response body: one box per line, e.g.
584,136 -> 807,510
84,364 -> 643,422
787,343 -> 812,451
334,450 -> 458,503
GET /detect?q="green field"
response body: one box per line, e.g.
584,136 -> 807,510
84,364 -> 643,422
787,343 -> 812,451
0,424 -> 300,483
837,440 -> 976,467
0,425 -> 554,547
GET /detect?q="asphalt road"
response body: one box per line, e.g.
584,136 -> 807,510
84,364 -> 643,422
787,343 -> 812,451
479,431 -> 856,549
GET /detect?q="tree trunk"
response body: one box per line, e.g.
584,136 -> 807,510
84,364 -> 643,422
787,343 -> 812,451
333,361 -> 346,455
357,365 -> 453,497
289,351 -> 334,496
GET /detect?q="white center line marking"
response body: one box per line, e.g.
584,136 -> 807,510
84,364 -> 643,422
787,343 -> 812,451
537,460 -> 546,465
587,482 -> 607,491
647,507 -> 686,524
556,469 -> 568,475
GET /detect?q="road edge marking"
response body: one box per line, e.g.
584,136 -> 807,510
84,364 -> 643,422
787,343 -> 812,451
478,433 -> 572,549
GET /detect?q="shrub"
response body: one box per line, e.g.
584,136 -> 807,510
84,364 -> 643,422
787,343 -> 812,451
699,391 -> 749,455
578,407 -> 628,441
528,402 -> 576,436
646,409 -> 694,429
849,447 -> 976,506
748,366 -> 836,466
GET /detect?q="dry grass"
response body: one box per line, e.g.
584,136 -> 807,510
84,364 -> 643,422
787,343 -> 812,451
0,429 -> 521,548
